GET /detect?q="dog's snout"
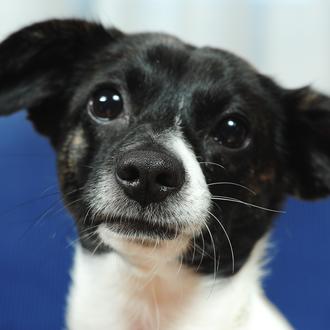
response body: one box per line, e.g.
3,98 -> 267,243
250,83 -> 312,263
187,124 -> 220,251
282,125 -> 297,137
116,150 -> 185,205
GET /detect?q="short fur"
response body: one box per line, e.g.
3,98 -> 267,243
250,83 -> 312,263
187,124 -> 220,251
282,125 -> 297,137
0,19 -> 329,330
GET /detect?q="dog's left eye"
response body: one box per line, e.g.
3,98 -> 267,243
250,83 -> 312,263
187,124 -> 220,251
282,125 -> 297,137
212,115 -> 249,149
88,88 -> 123,121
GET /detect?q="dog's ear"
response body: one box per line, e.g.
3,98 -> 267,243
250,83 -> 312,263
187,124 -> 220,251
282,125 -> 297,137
283,86 -> 330,199
0,19 -> 119,145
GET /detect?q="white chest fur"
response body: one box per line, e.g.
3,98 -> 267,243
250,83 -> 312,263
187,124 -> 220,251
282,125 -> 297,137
66,238 -> 293,330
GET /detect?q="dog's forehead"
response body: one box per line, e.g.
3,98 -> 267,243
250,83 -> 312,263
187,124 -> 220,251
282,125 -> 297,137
92,33 -> 261,121
107,32 -> 257,88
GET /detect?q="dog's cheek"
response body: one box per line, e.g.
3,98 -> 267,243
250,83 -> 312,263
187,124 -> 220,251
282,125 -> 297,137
243,161 -> 288,215
57,126 -> 89,197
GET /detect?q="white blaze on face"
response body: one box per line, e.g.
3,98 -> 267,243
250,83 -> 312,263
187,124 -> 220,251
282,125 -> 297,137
164,132 -> 211,234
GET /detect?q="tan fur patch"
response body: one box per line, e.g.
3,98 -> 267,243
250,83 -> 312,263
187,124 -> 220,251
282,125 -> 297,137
58,126 -> 87,186
259,168 -> 275,183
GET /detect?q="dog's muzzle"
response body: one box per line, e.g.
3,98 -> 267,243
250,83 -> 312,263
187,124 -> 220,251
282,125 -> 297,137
115,149 -> 185,206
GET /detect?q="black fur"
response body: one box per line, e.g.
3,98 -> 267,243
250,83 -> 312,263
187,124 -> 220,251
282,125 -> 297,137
0,19 -> 329,277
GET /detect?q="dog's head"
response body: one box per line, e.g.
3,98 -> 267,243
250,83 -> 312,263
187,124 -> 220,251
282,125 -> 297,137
1,20 -> 329,275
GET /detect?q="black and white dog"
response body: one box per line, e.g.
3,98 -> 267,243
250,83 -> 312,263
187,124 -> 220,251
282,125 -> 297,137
1,19 -> 329,330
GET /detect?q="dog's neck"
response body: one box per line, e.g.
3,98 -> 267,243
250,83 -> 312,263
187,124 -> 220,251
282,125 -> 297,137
65,237 -> 291,330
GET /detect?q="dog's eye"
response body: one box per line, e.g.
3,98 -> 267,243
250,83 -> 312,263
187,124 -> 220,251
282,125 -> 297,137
88,88 -> 123,121
212,116 -> 249,149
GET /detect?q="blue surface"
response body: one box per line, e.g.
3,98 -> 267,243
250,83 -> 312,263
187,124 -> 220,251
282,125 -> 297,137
0,112 -> 76,330
0,112 -> 329,329
265,199 -> 330,330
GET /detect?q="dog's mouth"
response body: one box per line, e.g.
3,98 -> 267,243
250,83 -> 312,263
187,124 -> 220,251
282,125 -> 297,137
95,215 -> 180,241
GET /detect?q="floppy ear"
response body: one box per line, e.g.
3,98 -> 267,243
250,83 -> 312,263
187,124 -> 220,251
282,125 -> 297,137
0,19 -> 118,145
285,86 -> 330,199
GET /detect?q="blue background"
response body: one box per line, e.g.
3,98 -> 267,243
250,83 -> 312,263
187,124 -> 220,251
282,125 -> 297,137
0,112 -> 329,330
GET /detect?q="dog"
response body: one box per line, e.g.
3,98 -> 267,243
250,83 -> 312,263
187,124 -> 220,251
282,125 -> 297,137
0,19 -> 329,330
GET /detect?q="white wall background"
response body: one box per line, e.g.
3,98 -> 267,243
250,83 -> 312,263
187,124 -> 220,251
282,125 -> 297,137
0,0 -> 329,92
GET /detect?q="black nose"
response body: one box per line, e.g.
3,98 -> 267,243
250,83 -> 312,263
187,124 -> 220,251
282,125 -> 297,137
115,150 -> 185,205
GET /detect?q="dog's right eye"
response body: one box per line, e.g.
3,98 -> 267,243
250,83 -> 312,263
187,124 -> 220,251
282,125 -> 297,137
88,88 -> 123,122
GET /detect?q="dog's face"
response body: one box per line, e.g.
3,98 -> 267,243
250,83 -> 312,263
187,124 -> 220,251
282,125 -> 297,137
1,20 -> 330,276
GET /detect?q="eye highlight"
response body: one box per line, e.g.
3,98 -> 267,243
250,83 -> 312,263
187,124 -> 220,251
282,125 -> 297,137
88,88 -> 123,122
212,115 -> 250,149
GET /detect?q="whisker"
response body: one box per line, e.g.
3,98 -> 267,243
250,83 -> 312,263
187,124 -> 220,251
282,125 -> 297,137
177,254 -> 184,275
24,196 -> 84,238
16,185 -> 88,240
211,195 -> 285,214
196,228 -> 206,272
199,161 -> 225,170
82,206 -> 93,226
51,197 -> 84,217
211,200 -> 224,216
0,186 -> 85,218
139,263 -> 160,290
207,209 -> 235,274
204,223 -> 217,297
194,244 -> 214,259
82,165 -> 94,170
208,181 -> 256,195
0,153 -> 51,157
40,183 -> 60,195
66,230 -> 97,249
0,192 -> 61,218
92,240 -> 103,256
191,230 -> 197,264
151,283 -> 161,330
17,199 -> 64,240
